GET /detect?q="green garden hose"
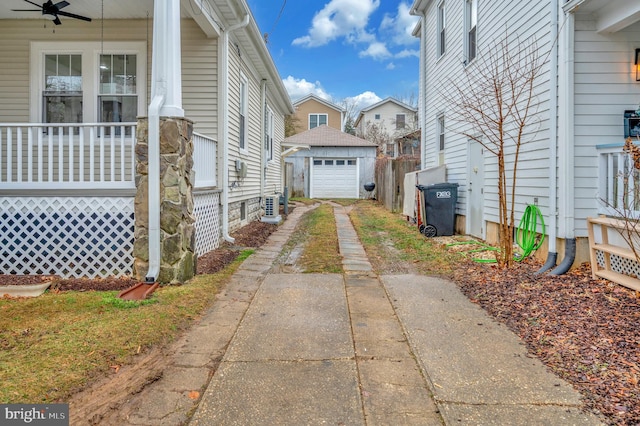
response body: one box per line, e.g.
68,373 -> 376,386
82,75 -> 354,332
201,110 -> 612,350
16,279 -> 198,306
514,204 -> 545,261
447,204 -> 545,263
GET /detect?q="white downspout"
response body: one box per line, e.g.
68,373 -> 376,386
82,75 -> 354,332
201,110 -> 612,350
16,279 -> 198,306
418,11 -> 427,170
260,78 -> 267,201
538,0 -> 560,274
221,13 -> 250,243
146,95 -> 164,282
146,0 -> 184,282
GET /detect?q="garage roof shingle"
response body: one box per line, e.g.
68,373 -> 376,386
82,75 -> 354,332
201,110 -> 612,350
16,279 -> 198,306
284,125 -> 378,147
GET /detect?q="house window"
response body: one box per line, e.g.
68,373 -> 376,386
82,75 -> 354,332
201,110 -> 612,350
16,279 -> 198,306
98,54 -> 138,125
374,114 -> 381,120
396,114 -> 406,130
309,113 -> 327,129
43,54 -> 83,125
240,73 -> 248,151
265,106 -> 274,162
437,1 -> 446,57
465,0 -> 477,63
32,42 -> 146,125
438,114 -> 445,151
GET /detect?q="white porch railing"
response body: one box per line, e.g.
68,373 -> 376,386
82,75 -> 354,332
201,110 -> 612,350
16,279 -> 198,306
597,144 -> 640,218
193,132 -> 217,188
0,123 -> 137,190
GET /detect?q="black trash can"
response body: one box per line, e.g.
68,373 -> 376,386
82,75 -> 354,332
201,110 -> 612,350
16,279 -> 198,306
416,182 -> 459,237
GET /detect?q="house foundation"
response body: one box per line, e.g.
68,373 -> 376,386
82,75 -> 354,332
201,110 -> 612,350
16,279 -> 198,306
133,117 -> 197,284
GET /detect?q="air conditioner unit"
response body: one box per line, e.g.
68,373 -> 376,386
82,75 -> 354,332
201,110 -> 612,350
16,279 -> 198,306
264,195 -> 279,218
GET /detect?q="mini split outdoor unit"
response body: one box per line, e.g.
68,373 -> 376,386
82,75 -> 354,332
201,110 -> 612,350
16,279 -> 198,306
264,195 -> 280,218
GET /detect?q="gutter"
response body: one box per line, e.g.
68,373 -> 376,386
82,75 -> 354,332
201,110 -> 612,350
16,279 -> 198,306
221,12 -> 250,243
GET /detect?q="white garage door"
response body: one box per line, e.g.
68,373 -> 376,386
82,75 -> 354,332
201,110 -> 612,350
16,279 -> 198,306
311,158 -> 358,198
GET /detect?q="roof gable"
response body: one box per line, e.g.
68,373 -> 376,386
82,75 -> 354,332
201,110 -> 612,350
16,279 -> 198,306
293,94 -> 345,113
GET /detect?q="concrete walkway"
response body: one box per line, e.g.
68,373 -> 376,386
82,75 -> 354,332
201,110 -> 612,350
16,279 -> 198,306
117,204 -> 604,425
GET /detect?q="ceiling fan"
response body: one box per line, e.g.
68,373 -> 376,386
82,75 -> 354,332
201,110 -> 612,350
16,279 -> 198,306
12,0 -> 92,25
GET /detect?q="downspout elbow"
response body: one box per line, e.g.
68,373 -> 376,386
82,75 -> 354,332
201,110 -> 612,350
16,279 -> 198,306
146,94 -> 165,282
549,238 -> 576,275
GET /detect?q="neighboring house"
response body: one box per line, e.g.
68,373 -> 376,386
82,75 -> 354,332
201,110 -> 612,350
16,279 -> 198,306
0,0 -> 293,282
291,93 -> 346,134
354,97 -> 418,154
392,129 -> 422,158
283,125 -> 377,199
411,0 -> 640,272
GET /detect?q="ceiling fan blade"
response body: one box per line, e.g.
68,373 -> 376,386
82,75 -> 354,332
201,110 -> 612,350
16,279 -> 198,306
53,1 -> 70,11
21,0 -> 42,8
11,9 -> 42,12
52,16 -> 62,25
56,10 -> 91,22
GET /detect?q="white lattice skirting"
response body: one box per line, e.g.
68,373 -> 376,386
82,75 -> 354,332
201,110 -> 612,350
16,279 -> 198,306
194,191 -> 221,256
596,251 -> 640,278
0,197 -> 134,278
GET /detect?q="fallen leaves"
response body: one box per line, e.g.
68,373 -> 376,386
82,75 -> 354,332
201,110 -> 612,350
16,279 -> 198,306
453,259 -> 640,425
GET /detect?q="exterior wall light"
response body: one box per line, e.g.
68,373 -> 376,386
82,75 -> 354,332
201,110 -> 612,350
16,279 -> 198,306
636,48 -> 640,81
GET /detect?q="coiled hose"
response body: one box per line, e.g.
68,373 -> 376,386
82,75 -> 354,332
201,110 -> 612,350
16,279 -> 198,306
514,204 -> 545,261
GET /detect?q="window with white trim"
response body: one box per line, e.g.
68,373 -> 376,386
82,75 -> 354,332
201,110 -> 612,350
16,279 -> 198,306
265,106 -> 274,162
99,54 -> 138,124
396,114 -> 406,130
437,1 -> 446,57
31,42 -> 146,125
309,113 -> 327,129
437,114 -> 445,165
239,73 -> 248,151
465,0 -> 477,63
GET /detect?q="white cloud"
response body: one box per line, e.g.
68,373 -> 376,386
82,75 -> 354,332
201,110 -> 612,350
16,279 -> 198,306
379,2 -> 420,46
395,49 -> 419,59
359,41 -> 392,60
345,91 -> 382,114
386,62 -> 396,70
292,0 -> 380,48
282,76 -> 331,101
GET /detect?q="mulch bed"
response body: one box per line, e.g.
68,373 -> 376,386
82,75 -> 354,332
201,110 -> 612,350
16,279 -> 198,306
453,258 -> 640,425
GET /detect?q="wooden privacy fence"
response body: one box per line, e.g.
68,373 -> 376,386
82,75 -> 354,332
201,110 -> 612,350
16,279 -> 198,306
375,157 -> 420,212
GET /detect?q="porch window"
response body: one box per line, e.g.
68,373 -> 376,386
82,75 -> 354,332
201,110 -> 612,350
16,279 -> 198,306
99,54 -> 138,125
43,54 -> 83,125
31,42 -> 147,124
396,114 -> 406,130
240,73 -> 248,151
309,113 -> 327,129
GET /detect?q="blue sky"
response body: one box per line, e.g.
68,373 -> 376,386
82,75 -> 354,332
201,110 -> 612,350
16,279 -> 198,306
246,0 -> 420,112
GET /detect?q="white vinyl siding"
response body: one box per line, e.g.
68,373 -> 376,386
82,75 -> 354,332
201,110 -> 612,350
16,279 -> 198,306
573,18 -> 640,236
421,0 -> 553,231
239,72 -> 248,152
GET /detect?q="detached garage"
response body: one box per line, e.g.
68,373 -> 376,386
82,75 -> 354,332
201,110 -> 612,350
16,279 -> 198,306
283,125 -> 378,199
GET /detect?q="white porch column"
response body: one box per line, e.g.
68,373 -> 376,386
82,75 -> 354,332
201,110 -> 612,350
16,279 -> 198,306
151,0 -> 184,117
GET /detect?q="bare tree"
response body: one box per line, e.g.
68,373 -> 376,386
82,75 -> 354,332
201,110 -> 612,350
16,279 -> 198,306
440,34 -> 545,267
363,121 -> 392,157
284,114 -> 300,137
337,97 -> 359,135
